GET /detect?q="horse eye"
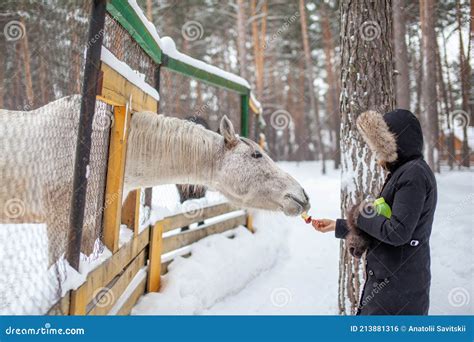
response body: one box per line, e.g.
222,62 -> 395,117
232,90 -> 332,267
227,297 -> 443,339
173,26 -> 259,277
251,151 -> 263,159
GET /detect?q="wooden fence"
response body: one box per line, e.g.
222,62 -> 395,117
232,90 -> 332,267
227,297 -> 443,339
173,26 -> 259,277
49,201 -> 252,315
46,0 -> 259,315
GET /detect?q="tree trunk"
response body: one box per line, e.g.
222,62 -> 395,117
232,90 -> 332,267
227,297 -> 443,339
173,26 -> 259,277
299,0 -> 326,173
392,0 -> 410,109
236,0 -> 247,80
441,32 -> 457,168
420,0 -> 439,171
435,37 -> 453,169
339,0 -> 395,315
146,0 -> 153,21
456,0 -> 470,167
298,59 -> 307,160
250,0 -> 267,100
321,5 -> 341,169
0,35 -> 4,108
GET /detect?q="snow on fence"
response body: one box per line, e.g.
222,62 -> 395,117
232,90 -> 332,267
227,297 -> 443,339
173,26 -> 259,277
44,0 -> 261,315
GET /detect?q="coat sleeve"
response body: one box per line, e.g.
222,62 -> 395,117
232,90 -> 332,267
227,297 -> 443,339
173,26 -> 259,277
356,172 -> 427,246
335,219 -> 348,239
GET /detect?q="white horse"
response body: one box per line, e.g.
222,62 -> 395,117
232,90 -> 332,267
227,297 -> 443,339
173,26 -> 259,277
0,95 -> 310,261
124,112 -> 310,216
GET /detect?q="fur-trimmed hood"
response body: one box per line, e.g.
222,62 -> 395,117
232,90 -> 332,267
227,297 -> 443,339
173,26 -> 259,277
357,109 -> 424,170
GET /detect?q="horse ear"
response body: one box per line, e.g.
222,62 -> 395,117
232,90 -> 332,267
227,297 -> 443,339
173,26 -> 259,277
220,115 -> 237,147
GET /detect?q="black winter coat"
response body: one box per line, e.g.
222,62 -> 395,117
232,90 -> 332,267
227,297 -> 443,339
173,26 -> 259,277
336,109 -> 437,315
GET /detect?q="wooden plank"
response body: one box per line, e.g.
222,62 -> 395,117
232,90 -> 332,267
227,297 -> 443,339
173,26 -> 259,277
162,214 -> 246,254
88,249 -> 146,315
103,105 -> 130,253
147,221 -> 165,292
120,188 -> 136,229
116,276 -> 147,316
163,202 -> 237,233
99,63 -> 158,113
69,285 -> 88,315
69,226 -> 150,315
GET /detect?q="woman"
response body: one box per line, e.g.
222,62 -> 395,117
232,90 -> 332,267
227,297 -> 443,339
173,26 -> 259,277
314,109 -> 437,315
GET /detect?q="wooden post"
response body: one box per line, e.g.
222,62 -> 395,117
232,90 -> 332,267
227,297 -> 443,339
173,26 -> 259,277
103,105 -> 131,253
133,189 -> 141,237
246,213 -> 255,233
66,0 -> 106,270
69,286 -> 88,315
147,220 -> 166,292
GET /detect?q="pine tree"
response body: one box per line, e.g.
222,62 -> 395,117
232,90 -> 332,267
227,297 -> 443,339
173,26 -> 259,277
339,0 -> 395,314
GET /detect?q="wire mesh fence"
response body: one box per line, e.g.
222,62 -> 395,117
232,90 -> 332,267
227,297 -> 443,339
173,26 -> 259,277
0,96 -> 112,314
159,68 -> 242,134
103,13 -> 157,87
0,1 -> 93,111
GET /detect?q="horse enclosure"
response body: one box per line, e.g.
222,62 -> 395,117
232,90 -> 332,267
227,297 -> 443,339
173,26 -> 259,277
0,0 -> 262,315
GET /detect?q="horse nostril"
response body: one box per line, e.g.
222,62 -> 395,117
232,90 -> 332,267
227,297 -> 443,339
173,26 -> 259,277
303,189 -> 309,201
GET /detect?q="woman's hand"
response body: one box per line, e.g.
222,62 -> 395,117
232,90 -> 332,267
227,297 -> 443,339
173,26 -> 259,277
312,219 -> 336,233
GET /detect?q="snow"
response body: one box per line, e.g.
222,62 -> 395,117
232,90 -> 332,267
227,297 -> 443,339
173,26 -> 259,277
0,224 -> 87,314
429,169 -> 474,315
132,161 -> 473,315
3,162 -> 470,315
100,46 -> 160,101
78,239 -> 113,275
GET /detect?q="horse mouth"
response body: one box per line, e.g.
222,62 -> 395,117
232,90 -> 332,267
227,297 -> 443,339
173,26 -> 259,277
283,194 -> 310,216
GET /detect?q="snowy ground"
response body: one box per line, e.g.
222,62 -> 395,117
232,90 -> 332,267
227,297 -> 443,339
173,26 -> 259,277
132,161 -> 473,315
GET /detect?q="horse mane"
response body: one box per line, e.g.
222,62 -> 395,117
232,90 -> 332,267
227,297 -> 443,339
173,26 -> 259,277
126,113 -> 222,187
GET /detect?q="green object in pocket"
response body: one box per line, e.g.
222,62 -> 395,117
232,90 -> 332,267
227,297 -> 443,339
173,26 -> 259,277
374,197 -> 392,219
